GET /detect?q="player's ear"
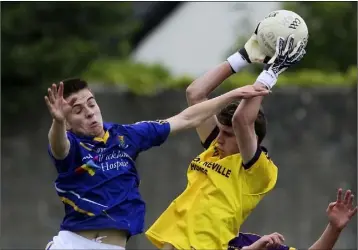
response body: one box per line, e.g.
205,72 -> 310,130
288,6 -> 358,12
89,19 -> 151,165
66,120 -> 71,130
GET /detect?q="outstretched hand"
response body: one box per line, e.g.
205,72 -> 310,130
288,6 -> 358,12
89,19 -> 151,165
44,82 -> 73,122
327,188 -> 358,231
242,232 -> 285,250
236,85 -> 270,99
261,232 -> 285,248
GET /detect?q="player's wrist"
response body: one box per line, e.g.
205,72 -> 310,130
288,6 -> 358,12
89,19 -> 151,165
227,51 -> 249,73
238,48 -> 252,63
241,239 -> 265,250
53,118 -> 66,126
255,69 -> 277,90
327,222 -> 344,233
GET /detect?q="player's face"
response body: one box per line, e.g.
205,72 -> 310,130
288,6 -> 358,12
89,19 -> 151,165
216,123 -> 239,158
65,89 -> 104,137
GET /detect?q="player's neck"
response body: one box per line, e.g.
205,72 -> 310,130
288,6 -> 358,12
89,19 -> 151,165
219,150 -> 240,159
97,129 -> 105,138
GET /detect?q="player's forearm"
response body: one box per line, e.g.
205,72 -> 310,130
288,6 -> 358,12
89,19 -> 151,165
308,223 -> 341,250
233,65 -> 277,126
186,62 -> 234,104
184,90 -> 238,126
48,119 -> 70,159
233,87 -> 264,126
169,90 -> 239,133
241,240 -> 267,250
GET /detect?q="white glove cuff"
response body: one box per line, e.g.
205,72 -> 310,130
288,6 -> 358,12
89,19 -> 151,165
227,52 -> 249,73
256,69 -> 278,90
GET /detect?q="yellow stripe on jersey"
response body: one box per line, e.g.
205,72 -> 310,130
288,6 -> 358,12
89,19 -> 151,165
60,197 -> 95,217
79,142 -> 92,151
146,139 -> 278,250
81,165 -> 95,176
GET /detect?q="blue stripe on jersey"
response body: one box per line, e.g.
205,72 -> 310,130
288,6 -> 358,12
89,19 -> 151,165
48,121 -> 170,237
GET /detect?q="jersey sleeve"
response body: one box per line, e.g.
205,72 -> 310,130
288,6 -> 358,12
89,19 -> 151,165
242,147 -> 278,195
123,120 -> 171,152
48,132 -> 79,173
228,233 -> 295,250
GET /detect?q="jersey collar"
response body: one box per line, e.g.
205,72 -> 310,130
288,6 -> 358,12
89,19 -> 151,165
70,122 -> 113,144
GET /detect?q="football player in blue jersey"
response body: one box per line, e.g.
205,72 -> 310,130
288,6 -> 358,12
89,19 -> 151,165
43,78 -> 269,249
228,188 -> 358,250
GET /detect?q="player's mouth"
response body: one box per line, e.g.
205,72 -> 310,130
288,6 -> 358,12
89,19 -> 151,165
90,121 -> 99,128
216,146 -> 224,154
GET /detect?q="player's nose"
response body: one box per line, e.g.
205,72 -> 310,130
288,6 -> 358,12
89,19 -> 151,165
216,134 -> 224,145
86,109 -> 94,118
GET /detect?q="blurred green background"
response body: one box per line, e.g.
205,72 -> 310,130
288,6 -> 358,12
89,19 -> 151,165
2,2 -> 357,122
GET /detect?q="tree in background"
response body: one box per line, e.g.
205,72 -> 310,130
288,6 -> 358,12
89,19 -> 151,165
2,2 -> 357,125
283,2 -> 357,72
231,2 -> 357,74
1,2 -> 138,121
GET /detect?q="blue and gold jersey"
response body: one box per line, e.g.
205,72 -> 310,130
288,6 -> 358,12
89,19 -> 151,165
48,121 -> 170,237
228,233 -> 295,250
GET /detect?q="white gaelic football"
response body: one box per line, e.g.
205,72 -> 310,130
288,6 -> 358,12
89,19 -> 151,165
257,10 -> 309,57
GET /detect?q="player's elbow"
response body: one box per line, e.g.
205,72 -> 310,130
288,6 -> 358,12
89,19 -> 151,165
168,113 -> 195,134
48,132 -> 70,160
49,142 -> 68,160
180,112 -> 200,129
186,85 -> 206,104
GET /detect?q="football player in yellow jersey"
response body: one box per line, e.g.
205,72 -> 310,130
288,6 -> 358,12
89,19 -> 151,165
146,28 -> 307,249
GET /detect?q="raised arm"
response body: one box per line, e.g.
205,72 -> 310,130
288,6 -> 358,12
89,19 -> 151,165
232,34 -> 306,164
44,82 -> 72,159
185,24 -> 273,145
167,85 -> 269,134
49,119 -> 69,159
308,189 -> 357,250
186,62 -> 234,143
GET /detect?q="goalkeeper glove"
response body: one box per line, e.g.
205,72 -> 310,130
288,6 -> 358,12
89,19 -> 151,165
227,23 -> 271,73
256,34 -> 306,90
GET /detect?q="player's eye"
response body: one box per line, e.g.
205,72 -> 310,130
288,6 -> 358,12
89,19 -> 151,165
88,100 -> 96,107
73,107 -> 82,114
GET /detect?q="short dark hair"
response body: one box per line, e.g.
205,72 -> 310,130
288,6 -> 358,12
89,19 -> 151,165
217,101 -> 267,145
62,78 -> 89,99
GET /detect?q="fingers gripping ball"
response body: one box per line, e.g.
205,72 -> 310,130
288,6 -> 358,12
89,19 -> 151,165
257,10 -> 309,57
